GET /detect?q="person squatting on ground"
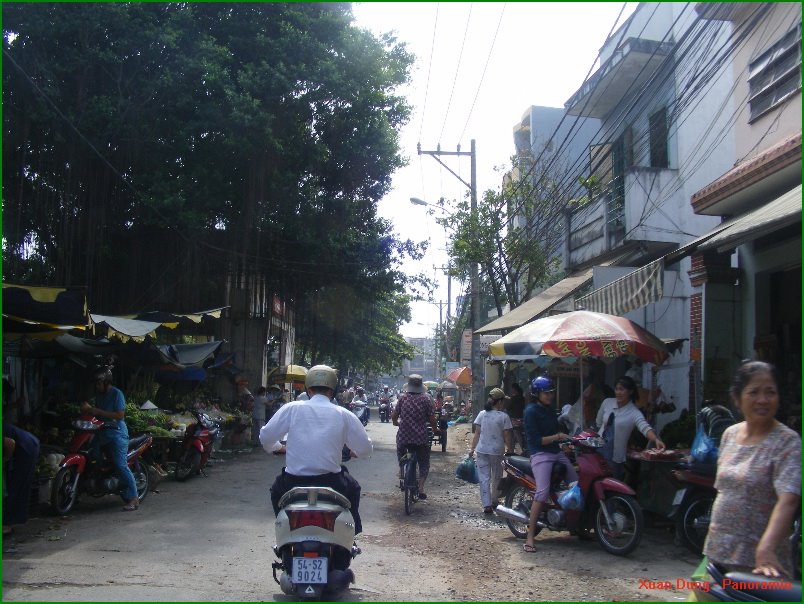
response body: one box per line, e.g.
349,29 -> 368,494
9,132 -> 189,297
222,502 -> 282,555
392,374 -> 438,500
470,387 -> 513,514
703,360 -> 800,578
260,365 -> 372,534
522,376 -> 579,553
80,367 -> 140,511
3,376 -> 41,535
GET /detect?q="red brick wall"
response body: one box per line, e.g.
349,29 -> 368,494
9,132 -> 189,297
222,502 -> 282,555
689,293 -> 703,410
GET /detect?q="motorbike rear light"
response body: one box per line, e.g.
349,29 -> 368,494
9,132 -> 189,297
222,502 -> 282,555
287,510 -> 338,531
302,552 -> 319,558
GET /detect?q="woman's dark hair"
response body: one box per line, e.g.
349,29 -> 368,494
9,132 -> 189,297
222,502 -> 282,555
484,399 -> 494,412
615,375 -> 639,404
729,360 -> 779,400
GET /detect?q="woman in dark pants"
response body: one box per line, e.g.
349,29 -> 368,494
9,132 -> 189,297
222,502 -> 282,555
3,423 -> 40,535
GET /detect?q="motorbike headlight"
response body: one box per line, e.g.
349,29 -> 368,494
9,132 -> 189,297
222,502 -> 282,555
73,419 -> 99,431
584,436 -> 605,448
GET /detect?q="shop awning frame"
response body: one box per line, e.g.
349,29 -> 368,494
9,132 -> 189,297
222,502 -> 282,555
475,269 -> 595,334
573,183 -> 801,316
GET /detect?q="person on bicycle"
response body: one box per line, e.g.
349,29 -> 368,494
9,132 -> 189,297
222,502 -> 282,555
392,374 -> 438,500
522,375 -> 578,553
261,365 -> 372,534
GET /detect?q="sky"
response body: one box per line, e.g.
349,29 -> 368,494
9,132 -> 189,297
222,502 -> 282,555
352,2 -> 638,339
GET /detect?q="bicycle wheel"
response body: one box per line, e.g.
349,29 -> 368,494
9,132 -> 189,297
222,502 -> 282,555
404,455 -> 418,515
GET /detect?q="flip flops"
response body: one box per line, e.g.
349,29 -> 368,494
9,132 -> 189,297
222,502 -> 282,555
523,543 -> 537,553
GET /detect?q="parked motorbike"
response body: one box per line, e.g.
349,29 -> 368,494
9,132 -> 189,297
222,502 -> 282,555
495,430 -> 644,555
378,401 -> 390,423
670,460 -> 717,555
702,561 -> 801,602
175,409 -> 222,481
50,414 -> 152,515
272,486 -> 361,600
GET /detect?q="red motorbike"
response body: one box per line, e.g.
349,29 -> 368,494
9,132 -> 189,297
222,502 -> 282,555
495,430 -> 644,555
174,409 -> 222,481
50,414 -> 152,515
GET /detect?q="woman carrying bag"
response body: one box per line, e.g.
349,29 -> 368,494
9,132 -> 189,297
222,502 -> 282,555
469,388 -> 513,514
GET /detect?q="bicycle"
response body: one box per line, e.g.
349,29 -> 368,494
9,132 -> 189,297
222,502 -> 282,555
399,446 -> 419,515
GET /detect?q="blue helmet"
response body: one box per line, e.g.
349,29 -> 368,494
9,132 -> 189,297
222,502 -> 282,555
530,376 -> 555,395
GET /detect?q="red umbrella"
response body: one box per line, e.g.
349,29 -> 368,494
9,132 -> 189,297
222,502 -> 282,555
487,311 -> 669,365
446,366 -> 472,386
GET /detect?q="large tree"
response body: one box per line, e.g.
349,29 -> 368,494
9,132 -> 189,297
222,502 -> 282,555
3,3 -> 421,371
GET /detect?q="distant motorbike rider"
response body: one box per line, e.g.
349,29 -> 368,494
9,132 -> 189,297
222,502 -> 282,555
261,365 -> 373,534
353,386 -> 369,422
80,366 -> 140,511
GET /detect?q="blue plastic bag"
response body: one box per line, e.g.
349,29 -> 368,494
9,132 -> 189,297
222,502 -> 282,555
557,482 -> 584,510
691,424 -> 718,464
455,455 -> 479,484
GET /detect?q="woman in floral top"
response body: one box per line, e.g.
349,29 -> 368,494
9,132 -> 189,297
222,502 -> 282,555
703,361 -> 801,578
392,374 -> 438,499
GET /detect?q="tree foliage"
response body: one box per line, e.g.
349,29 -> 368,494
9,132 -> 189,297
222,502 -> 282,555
3,2 -> 420,373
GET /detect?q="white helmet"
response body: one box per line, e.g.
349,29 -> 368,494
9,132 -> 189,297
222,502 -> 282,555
305,365 -> 338,391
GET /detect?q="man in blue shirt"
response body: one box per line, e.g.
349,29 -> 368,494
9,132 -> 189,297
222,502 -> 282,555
522,376 -> 578,553
80,367 -> 139,511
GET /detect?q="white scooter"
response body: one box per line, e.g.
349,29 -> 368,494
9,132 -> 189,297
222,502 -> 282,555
271,486 -> 361,600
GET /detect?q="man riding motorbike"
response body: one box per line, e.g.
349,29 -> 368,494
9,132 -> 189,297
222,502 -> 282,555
522,375 -> 579,553
353,386 -> 369,423
79,366 -> 140,511
260,365 -> 373,534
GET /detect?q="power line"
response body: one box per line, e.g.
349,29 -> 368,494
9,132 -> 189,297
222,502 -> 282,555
418,3 -> 440,142
438,3 -> 473,144
458,2 -> 506,144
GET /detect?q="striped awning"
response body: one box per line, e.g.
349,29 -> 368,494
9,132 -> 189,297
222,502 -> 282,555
574,259 -> 664,316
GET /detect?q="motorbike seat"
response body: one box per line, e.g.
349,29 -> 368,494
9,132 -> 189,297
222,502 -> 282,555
279,486 -> 351,509
128,434 -> 151,450
508,455 -> 533,475
687,460 -> 718,477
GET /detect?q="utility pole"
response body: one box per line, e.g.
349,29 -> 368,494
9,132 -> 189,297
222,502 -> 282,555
418,140 -> 483,417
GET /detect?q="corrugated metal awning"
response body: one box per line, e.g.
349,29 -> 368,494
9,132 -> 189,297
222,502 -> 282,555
475,269 -> 594,334
574,259 -> 663,316
698,184 -> 801,253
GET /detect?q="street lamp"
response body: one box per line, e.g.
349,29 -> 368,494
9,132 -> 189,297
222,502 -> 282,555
412,139 -> 481,418
410,197 -> 428,206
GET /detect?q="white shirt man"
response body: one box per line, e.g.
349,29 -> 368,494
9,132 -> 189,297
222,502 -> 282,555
261,366 -> 372,534
260,393 -> 372,475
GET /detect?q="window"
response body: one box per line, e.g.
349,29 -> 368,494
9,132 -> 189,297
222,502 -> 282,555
748,25 -> 802,122
649,108 -> 668,168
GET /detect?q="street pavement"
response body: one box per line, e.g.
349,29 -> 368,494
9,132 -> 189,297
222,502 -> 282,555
2,414 -> 701,601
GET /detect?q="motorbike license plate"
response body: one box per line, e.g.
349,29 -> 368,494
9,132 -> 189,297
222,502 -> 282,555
292,557 -> 328,584
672,488 -> 687,506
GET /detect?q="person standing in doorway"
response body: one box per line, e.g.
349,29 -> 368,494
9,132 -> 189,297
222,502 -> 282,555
505,383 -> 526,454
